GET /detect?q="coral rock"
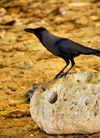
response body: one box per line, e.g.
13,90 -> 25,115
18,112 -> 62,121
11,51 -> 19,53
30,72 -> 100,134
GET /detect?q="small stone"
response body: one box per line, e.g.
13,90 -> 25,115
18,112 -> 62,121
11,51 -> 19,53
18,61 -> 25,69
1,15 -> 15,25
41,19 -> 46,24
9,100 -> 19,106
95,22 -> 100,28
30,72 -> 100,134
29,134 -> 34,137
7,85 -> 17,91
0,8 -> 6,16
24,60 -> 33,69
33,124 -> 39,130
18,60 -> 33,69
23,126 -> 27,131
14,52 -> 24,57
0,30 -> 6,38
54,17 -> 64,24
5,90 -> 12,95
90,15 -> 100,21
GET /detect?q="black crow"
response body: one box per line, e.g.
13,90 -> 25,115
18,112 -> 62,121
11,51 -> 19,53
24,27 -> 100,79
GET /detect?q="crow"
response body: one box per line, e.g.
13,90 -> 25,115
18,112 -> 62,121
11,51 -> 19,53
24,27 -> 100,79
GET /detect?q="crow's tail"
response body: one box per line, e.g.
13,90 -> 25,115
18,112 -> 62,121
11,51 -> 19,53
87,47 -> 100,57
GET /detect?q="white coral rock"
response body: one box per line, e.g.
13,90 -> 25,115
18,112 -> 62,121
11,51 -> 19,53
30,72 -> 100,134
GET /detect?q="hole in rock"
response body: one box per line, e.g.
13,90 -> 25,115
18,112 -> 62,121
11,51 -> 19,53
49,91 -> 58,104
52,109 -> 54,113
72,102 -> 77,105
77,80 -> 81,83
64,98 -> 68,101
75,102 -> 77,105
70,107 -> 73,110
86,107 -> 89,110
92,91 -> 97,95
94,100 -> 99,117
41,85 -> 46,91
85,99 -> 89,106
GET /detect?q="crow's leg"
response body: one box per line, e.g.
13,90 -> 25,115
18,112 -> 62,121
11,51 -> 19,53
61,59 -> 75,78
54,59 -> 69,79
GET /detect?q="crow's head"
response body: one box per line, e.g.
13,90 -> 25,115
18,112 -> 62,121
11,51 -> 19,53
24,27 -> 47,39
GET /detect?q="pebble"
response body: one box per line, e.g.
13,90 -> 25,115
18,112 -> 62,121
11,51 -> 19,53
29,134 -> 34,137
24,60 -> 33,69
7,85 -> 17,91
18,60 -> 33,69
95,22 -> 100,28
90,15 -> 100,21
18,61 -> 25,69
14,52 -> 24,57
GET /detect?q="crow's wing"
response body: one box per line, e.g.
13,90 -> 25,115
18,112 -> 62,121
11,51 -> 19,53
56,38 -> 91,56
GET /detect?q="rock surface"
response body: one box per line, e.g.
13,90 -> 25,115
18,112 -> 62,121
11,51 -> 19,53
30,72 -> 100,134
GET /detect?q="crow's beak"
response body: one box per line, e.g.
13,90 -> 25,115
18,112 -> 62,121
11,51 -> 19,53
24,28 -> 35,34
